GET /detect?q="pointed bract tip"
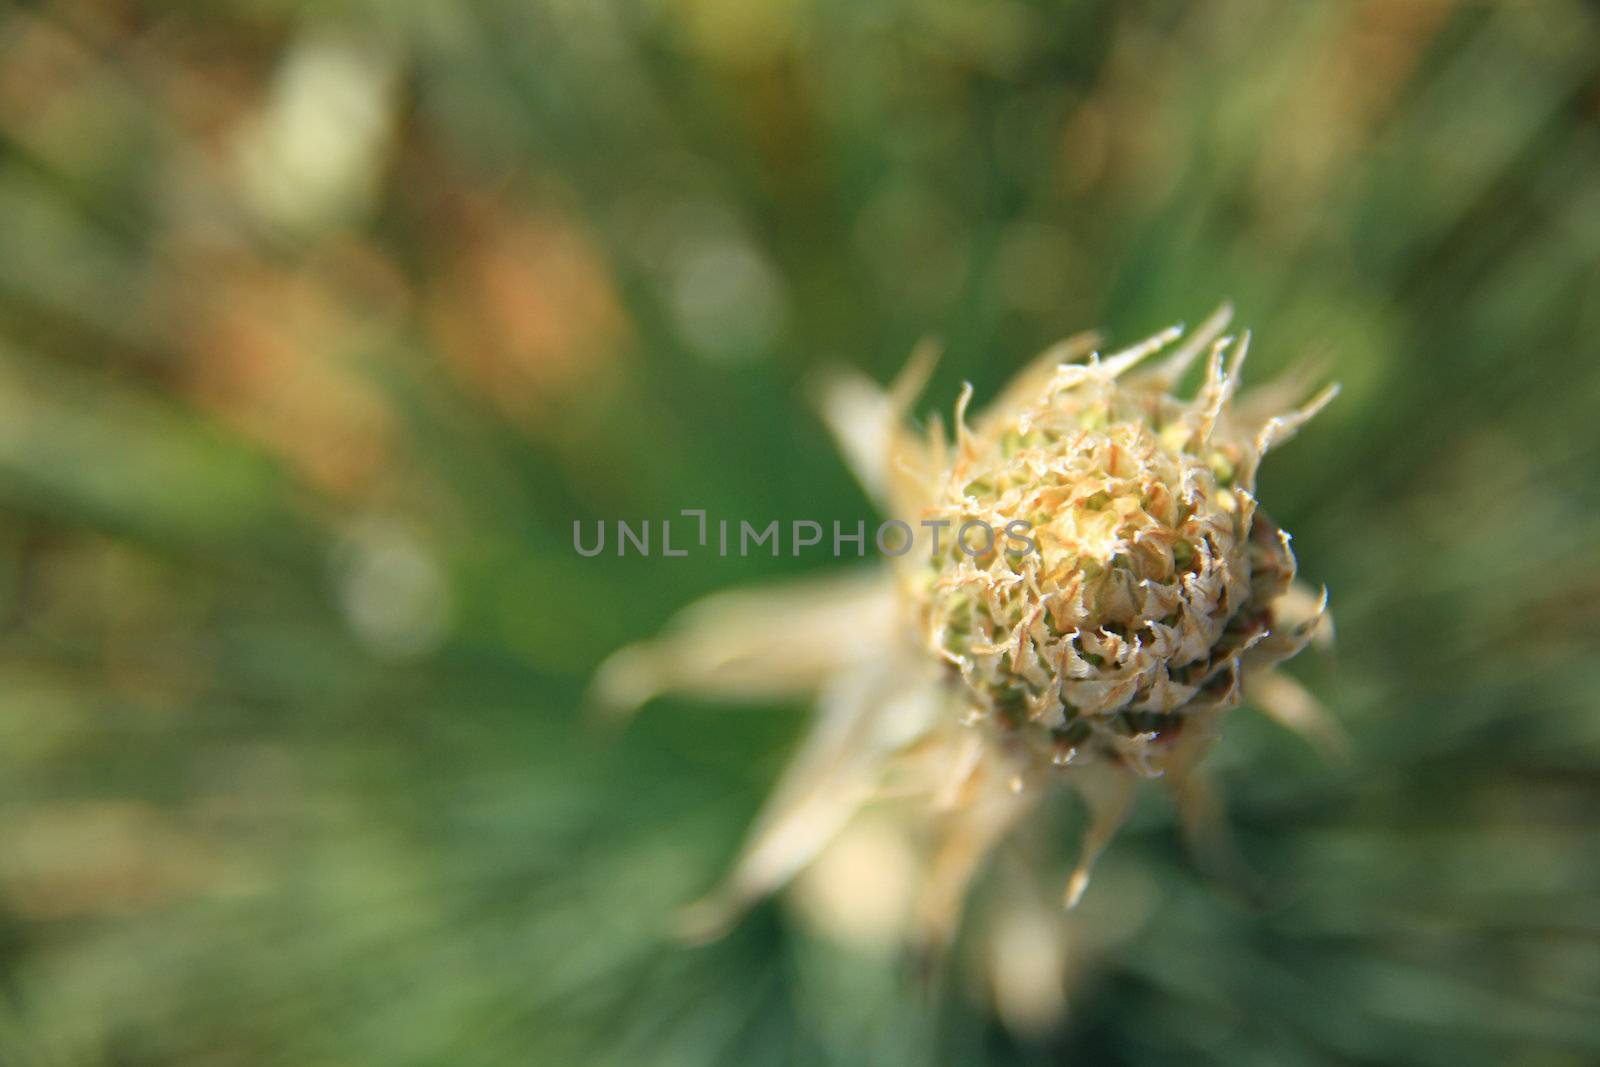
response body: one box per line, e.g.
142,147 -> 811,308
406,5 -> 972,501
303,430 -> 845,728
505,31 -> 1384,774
1063,867 -> 1091,910
672,891 -> 743,945
585,646 -> 661,726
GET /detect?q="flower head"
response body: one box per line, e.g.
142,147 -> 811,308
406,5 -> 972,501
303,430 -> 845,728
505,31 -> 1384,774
919,319 -> 1335,787
593,305 -> 1338,1009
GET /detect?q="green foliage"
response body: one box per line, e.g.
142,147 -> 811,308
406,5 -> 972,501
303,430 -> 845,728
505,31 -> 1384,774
1,1 -> 1597,1063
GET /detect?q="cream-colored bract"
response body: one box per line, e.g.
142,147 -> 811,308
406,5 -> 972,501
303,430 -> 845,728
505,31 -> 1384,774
592,305 -> 1338,1022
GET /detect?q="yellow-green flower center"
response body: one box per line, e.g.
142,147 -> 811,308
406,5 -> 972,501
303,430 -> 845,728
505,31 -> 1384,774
921,371 -> 1294,768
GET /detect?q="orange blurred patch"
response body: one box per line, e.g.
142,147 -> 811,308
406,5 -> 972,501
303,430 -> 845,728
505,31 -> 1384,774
426,192 -> 629,425
162,241 -> 404,496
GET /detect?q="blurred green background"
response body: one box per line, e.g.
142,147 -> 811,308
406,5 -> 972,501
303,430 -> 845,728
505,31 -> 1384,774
1,0 -> 1598,1063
